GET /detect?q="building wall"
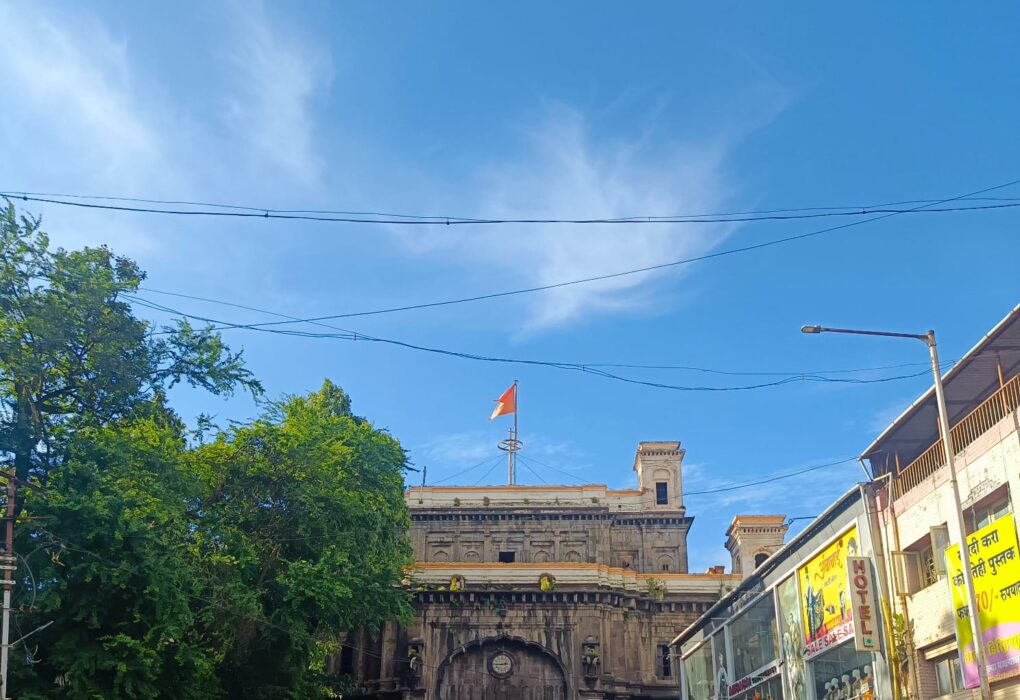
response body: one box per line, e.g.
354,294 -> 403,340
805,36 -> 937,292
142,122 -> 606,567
676,487 -> 894,700
892,410 -> 1020,551
346,441 -> 752,699
885,408 -> 1020,700
410,508 -> 692,573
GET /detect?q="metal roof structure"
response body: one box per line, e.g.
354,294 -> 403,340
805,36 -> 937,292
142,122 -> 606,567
861,303 -> 1020,477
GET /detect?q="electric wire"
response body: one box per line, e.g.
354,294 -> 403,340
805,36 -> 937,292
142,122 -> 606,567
5,190 -> 1020,225
472,459 -> 502,486
126,294 -> 944,393
514,455 -> 597,486
84,175 -> 1020,328
135,287 -> 956,377
684,457 -> 858,495
516,458 -> 549,485
428,455 -> 506,485
6,188 -> 1020,218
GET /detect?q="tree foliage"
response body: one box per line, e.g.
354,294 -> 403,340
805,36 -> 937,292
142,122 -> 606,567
0,202 -> 262,485
1,205 -> 413,699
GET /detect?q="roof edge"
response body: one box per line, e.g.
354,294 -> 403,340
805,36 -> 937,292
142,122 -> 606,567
859,302 -> 1020,462
671,483 -> 864,650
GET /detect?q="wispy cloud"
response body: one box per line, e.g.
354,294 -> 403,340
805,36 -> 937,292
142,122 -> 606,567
0,1 -> 178,255
224,0 -> 330,185
393,102 -> 747,331
0,3 -> 161,180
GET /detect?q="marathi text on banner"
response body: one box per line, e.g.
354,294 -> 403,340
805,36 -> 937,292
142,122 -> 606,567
799,526 -> 860,659
946,512 -> 1020,689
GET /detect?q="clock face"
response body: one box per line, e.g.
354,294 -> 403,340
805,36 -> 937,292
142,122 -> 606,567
490,652 -> 513,677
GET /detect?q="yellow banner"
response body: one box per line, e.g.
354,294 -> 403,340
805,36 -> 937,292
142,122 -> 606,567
946,512 -> 1020,688
799,526 -> 859,658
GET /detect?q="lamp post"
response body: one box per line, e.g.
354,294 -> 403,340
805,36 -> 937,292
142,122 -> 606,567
801,325 -> 991,699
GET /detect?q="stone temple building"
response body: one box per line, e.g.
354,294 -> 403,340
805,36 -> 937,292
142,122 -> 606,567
341,441 -> 787,700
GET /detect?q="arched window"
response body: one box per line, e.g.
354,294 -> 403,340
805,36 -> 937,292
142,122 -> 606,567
754,552 -> 769,568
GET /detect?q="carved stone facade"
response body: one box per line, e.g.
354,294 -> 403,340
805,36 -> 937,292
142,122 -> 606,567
342,441 -> 778,699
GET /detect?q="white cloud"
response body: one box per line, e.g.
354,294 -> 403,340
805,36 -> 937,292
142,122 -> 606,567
0,3 -> 160,181
224,0 -> 330,185
417,431 -> 494,469
394,103 -> 742,331
0,2 -> 179,255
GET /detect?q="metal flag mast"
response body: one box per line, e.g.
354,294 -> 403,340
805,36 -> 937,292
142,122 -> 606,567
497,381 -> 522,485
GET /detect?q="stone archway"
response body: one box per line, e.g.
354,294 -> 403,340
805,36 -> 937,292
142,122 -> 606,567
436,636 -> 568,700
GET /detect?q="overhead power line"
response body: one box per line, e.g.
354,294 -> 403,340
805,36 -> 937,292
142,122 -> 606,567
4,190 -> 1020,225
684,457 -> 857,495
136,287 -> 952,378
126,294 -> 943,392
513,454 -> 858,495
71,176 -> 1018,328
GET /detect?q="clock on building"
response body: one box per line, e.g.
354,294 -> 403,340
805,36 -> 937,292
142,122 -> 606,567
489,652 -> 514,678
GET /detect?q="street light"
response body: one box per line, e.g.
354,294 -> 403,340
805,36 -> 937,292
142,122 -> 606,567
801,324 -> 991,699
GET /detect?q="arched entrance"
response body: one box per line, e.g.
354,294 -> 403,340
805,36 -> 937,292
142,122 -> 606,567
436,636 -> 568,700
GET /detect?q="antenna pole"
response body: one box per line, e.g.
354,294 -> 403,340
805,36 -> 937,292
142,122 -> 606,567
497,381 -> 522,486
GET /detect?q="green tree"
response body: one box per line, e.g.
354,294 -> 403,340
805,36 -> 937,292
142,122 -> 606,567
0,202 -> 261,487
191,381 -> 413,699
13,404 -> 224,699
2,205 -> 413,698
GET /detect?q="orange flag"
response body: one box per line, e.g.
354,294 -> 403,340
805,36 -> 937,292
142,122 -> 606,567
489,384 -> 517,421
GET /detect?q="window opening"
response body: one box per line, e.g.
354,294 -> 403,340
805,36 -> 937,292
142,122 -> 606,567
339,644 -> 354,674
935,654 -> 964,695
656,482 -> 669,505
498,551 -> 516,563
659,644 -> 672,678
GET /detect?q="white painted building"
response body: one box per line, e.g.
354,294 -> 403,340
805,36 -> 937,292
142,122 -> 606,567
862,304 -> 1020,699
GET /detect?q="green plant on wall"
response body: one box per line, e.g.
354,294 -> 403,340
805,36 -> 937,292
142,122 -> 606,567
646,578 -> 667,600
892,612 -> 914,697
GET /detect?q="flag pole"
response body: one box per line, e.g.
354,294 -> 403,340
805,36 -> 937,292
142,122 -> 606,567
495,382 -> 521,486
512,380 -> 518,485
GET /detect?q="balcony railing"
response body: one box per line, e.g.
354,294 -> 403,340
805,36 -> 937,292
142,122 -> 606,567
894,372 -> 1020,499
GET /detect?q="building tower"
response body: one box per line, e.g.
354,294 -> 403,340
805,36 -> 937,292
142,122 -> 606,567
725,515 -> 789,577
633,441 -> 686,513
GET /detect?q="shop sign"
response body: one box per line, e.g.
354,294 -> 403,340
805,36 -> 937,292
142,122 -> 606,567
798,526 -> 860,659
946,512 -> 1020,688
846,556 -> 879,652
728,660 -> 779,697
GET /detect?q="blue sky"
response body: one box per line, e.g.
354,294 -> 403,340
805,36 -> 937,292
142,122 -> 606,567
2,1 -> 1019,569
